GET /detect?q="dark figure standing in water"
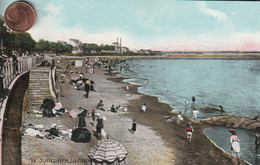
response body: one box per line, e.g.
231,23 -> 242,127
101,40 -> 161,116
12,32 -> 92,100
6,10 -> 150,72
219,105 -> 225,113
255,132 -> 260,154
191,96 -> 196,108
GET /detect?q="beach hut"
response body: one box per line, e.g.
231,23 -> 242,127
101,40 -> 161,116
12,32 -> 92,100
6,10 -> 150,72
88,139 -> 128,165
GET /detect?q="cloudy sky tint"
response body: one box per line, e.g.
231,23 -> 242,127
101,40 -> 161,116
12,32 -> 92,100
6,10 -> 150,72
1,0 -> 260,51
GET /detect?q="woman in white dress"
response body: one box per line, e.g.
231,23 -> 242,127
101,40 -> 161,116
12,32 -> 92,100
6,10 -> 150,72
229,129 -> 240,160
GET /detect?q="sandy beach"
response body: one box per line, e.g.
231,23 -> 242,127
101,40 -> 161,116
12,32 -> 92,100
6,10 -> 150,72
21,58 -> 248,165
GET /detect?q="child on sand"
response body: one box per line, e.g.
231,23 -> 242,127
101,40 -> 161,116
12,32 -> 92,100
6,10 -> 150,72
176,111 -> 183,125
96,100 -> 104,111
142,103 -> 146,112
111,105 -> 117,113
131,119 -> 137,134
185,123 -> 194,143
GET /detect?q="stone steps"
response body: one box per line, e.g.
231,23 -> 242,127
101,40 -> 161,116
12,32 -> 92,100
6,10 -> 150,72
30,95 -> 52,99
29,82 -> 49,86
29,66 -> 52,107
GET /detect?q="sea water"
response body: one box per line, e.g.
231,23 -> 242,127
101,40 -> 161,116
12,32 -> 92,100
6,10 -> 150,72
117,58 -> 260,118
116,58 -> 260,164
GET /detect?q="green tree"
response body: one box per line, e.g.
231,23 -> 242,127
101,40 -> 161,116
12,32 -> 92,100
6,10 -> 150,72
83,43 -> 99,54
49,42 -> 57,53
14,32 -> 35,54
45,40 -> 50,52
100,44 -> 115,51
0,19 -> 11,55
35,39 -> 46,52
56,42 -> 63,53
63,44 -> 72,53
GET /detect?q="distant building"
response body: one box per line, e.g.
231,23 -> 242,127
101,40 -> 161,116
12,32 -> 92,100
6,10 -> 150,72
121,47 -> 129,53
112,38 -> 130,54
138,49 -> 161,55
138,49 -> 151,55
112,42 -> 120,51
57,40 -> 67,45
69,39 -> 83,53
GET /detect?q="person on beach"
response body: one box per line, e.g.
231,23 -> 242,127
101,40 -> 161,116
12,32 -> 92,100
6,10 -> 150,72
142,103 -> 146,112
192,108 -> 199,121
84,80 -> 90,98
60,73 -> 65,83
177,111 -> 184,125
108,65 -> 112,74
125,85 -> 129,91
90,80 -> 96,91
50,124 -> 62,137
96,117 -> 104,140
229,129 -> 240,160
78,107 -> 87,128
92,108 -> 96,123
255,132 -> 260,154
111,105 -> 117,113
131,119 -> 137,134
96,100 -> 104,111
185,123 -> 194,143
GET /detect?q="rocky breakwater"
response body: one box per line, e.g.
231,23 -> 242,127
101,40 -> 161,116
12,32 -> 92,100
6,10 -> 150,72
200,114 -> 260,130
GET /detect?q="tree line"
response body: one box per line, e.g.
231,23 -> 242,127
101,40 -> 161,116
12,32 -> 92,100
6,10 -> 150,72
82,43 -> 115,54
35,39 -> 72,54
1,18 -> 118,56
0,19 -> 73,56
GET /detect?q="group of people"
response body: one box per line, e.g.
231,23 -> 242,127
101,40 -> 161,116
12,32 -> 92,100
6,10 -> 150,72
76,106 -> 106,140
184,97 -> 199,121
181,96 -> 260,161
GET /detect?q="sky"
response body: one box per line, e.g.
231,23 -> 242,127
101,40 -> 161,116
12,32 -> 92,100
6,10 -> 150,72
1,0 -> 260,51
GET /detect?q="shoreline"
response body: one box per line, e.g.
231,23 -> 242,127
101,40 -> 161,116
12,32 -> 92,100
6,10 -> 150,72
109,71 -> 249,165
54,53 -> 260,61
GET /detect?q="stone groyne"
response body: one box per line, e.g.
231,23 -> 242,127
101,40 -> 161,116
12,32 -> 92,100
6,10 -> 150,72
200,114 -> 260,130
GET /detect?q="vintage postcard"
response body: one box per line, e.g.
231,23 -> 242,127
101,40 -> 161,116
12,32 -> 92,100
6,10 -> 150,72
0,0 -> 260,165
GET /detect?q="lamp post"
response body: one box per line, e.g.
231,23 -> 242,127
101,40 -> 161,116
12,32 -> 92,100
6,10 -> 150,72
0,39 -> 3,56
